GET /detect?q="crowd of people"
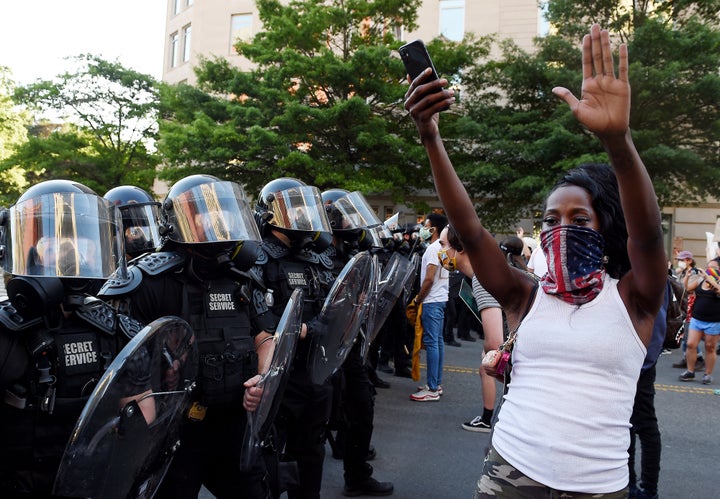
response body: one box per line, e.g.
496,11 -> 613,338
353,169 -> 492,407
0,23 -> 709,499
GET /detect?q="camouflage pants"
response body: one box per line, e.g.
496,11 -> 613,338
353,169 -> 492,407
474,447 -> 629,499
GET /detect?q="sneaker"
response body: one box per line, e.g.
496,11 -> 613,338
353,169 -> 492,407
417,384 -> 443,395
696,358 -> 706,372
672,358 -> 687,369
702,374 -> 713,385
679,370 -> 695,382
660,348 -> 672,355
410,388 -> 440,402
343,477 -> 394,497
461,416 -> 492,433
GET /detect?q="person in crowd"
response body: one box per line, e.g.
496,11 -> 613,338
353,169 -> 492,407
321,189 -> 394,497
455,274 -> 481,342
678,257 -> 720,384
409,213 -> 449,402
498,236 -> 529,272
253,177 -> 337,499
100,174 -> 275,499
443,269 -> 464,347
0,180 -> 145,496
671,250 -> 705,371
628,280 -> 670,499
527,244 -> 548,278
437,225 -> 504,433
405,23 -> 666,497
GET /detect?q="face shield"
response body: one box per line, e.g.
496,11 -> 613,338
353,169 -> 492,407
165,181 -> 261,245
331,192 -> 383,231
120,203 -> 163,257
265,185 -> 333,234
8,192 -> 125,279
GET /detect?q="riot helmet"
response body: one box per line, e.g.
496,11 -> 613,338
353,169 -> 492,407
104,185 -> 162,259
256,177 -> 333,250
3,179 -> 126,316
321,190 -> 384,250
161,175 -> 261,269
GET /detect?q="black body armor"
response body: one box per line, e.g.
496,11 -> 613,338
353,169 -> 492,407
260,238 -> 335,371
0,296 -> 142,495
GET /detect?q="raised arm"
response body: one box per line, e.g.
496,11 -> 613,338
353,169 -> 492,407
404,72 -> 532,316
553,25 -> 666,341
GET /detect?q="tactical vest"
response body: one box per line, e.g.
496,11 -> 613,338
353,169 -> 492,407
0,298 -> 142,492
182,276 -> 257,406
261,239 -> 335,370
101,251 -> 261,407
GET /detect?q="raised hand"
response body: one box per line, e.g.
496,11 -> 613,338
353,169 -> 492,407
403,69 -> 455,142
552,24 -> 630,139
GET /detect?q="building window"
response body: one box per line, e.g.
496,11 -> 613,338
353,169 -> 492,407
182,25 -> 192,63
170,32 -> 180,68
173,0 -> 181,16
439,0 -> 465,41
538,1 -> 550,36
187,0 -> 194,6
230,14 -> 253,53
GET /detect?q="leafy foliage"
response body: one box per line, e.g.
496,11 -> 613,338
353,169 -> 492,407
157,0 -> 489,208
458,0 -> 720,229
3,55 -> 160,198
0,68 -> 30,204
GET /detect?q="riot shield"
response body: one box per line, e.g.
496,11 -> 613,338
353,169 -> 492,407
401,252 -> 421,307
53,316 -> 197,499
308,252 -> 376,385
240,288 -> 303,472
362,252 -> 415,358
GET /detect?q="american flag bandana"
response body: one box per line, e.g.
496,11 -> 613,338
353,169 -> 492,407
540,225 -> 606,305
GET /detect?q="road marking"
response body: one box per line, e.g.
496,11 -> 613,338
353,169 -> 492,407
655,383 -> 715,395
426,365 -> 717,395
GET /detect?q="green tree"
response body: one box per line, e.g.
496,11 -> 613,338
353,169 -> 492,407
158,0 -> 488,206
0,68 -> 31,204
457,0 -> 720,229
4,55 -> 161,196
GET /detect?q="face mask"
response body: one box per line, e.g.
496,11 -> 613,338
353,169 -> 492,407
540,225 -> 606,305
438,248 -> 457,272
677,260 -> 687,270
419,227 -> 432,241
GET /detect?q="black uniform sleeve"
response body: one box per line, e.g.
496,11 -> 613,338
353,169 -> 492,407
250,287 -> 277,335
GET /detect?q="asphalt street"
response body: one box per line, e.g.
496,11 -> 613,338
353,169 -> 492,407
314,336 -> 718,499
200,333 -> 718,498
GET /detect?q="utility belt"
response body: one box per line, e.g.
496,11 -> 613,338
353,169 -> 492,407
197,335 -> 257,406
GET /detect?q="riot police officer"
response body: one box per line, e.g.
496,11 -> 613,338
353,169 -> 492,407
99,175 -> 276,499
321,189 -> 394,497
254,177 -> 337,499
104,185 -> 163,261
0,179 -> 143,496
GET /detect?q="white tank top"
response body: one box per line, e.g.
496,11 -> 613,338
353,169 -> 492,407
492,276 -> 646,493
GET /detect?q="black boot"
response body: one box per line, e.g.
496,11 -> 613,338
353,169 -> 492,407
343,477 -> 394,497
367,367 -> 390,389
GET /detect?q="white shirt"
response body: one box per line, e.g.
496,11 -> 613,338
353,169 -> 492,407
420,239 -> 449,304
492,277 -> 646,493
527,245 -> 548,278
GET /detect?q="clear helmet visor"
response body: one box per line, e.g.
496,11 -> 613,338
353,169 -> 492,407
120,203 -> 163,257
331,191 -> 382,231
266,185 -> 332,233
367,224 -> 393,248
8,192 -> 125,279
166,181 -> 261,244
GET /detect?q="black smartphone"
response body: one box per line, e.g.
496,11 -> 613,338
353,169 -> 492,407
398,39 -> 440,83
